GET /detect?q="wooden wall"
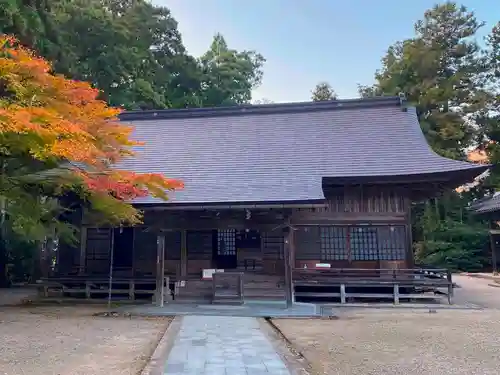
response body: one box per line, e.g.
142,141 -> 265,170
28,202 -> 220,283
56,203 -> 84,275
132,229 -> 183,277
292,187 -> 411,269
293,225 -> 409,269
261,230 -> 285,275
186,230 -> 213,275
72,226 -> 287,278
56,241 -> 80,275
85,228 -> 112,275
325,187 -> 407,213
58,186 -> 414,277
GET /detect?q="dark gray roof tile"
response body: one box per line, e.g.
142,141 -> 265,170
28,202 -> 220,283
114,97 -> 488,204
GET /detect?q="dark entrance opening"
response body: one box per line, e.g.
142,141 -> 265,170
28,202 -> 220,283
236,229 -> 262,270
112,227 -> 134,269
213,229 -> 237,269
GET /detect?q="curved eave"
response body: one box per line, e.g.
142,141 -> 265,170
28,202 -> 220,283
472,206 -> 500,216
322,164 -> 490,186
473,207 -> 498,215
471,194 -> 500,216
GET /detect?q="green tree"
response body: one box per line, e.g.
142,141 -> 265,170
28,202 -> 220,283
0,1 -> 268,283
360,2 -> 495,270
359,2 -> 488,159
414,194 -> 489,271
311,82 -> 337,101
474,22 -> 500,192
199,34 -> 265,106
0,0 -> 201,110
0,0 -> 61,58
49,0 -> 197,110
0,2 -> 266,110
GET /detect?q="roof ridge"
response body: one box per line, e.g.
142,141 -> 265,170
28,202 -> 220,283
119,96 -> 403,121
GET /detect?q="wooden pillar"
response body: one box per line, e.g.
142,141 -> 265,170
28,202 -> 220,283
131,227 -> 136,277
283,226 -> 294,309
489,220 -> 498,274
393,284 -> 400,304
156,234 -> 166,307
107,229 -> 115,309
180,230 -> 187,279
405,199 -> 414,268
290,226 -> 296,303
79,227 -> 87,275
340,284 -> 346,304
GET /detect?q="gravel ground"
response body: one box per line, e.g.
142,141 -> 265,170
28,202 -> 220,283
0,287 -> 38,306
452,274 -> 500,308
0,305 -> 171,375
273,309 -> 500,375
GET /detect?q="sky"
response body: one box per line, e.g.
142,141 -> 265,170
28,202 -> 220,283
155,0 -> 498,103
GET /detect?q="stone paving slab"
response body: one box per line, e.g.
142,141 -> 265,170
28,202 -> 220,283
164,315 -> 291,375
120,301 -> 320,318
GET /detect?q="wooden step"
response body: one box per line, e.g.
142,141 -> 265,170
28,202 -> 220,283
175,277 -> 286,301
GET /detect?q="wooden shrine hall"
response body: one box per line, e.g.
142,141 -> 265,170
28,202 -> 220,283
47,96 -> 488,306
471,194 -> 500,274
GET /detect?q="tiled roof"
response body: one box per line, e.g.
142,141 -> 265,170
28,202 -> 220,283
471,193 -> 500,214
115,96 -> 489,204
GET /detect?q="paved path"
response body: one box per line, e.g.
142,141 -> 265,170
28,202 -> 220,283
453,274 -> 500,309
164,315 -> 291,375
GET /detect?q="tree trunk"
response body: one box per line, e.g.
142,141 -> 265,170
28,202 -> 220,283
0,190 -> 9,287
0,234 -> 10,287
40,237 -> 55,278
31,242 -> 43,281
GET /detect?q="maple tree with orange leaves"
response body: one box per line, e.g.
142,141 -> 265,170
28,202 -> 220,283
0,34 -> 183,231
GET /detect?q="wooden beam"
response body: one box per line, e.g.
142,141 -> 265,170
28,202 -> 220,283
291,218 -> 406,226
147,223 -> 281,232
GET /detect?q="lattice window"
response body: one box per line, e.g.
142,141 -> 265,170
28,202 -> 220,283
218,229 -> 236,255
320,226 -> 348,261
350,227 -> 378,261
316,225 -> 408,262
377,225 -> 406,260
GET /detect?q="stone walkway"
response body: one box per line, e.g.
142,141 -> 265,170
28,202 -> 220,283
164,315 -> 291,375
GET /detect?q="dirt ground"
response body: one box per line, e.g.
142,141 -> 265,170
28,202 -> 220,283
273,309 -> 500,375
0,305 -> 171,375
453,274 -> 500,308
